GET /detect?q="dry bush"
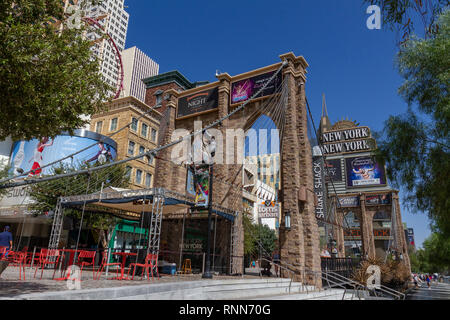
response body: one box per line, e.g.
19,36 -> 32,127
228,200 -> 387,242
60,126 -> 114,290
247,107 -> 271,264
352,257 -> 409,289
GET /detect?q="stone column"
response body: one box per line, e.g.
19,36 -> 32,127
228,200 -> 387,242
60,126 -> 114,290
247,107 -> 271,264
335,207 -> 346,258
153,90 -> 178,189
359,194 -> 376,259
392,192 -> 411,272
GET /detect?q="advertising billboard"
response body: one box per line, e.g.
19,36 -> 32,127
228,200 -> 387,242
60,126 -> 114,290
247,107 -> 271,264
345,156 -> 386,188
324,159 -> 342,182
177,87 -> 219,119
230,70 -> 282,105
337,196 -> 360,208
258,201 -> 280,219
187,165 -> 210,208
366,194 -> 391,206
8,130 -> 117,177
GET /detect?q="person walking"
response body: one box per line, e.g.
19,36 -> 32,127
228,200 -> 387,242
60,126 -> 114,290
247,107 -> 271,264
0,226 -> 13,258
426,274 -> 431,289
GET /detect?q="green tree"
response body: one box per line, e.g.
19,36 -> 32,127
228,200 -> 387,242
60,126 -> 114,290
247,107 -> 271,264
376,9 -> 450,236
28,162 -> 130,247
242,210 -> 277,259
0,0 -> 112,141
364,0 -> 449,41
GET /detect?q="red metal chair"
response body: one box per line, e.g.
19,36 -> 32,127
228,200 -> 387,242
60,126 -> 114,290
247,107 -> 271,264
0,246 -> 8,261
34,249 -> 61,280
77,250 -> 96,280
127,253 -> 159,281
9,252 -> 27,280
95,251 -> 121,280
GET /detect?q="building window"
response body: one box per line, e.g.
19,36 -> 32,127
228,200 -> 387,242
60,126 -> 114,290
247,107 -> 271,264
110,118 -> 118,131
151,128 -> 157,142
139,146 -> 145,155
141,123 -> 148,138
156,94 -> 162,105
128,141 -> 135,156
145,173 -> 152,188
95,121 -> 103,133
131,117 -> 138,132
135,169 -> 142,185
148,154 -> 154,165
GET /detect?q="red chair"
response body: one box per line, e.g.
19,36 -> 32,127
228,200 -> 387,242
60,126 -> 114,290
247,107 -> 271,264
95,251 -> 121,280
9,252 -> 27,280
127,253 -> 159,281
0,246 -> 8,261
77,250 -> 96,280
34,249 -> 61,280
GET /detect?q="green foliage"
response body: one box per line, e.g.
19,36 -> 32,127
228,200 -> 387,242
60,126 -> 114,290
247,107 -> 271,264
409,233 -> 450,274
0,0 -> 113,141
0,164 -> 9,196
28,162 -> 129,231
243,211 -> 277,258
364,0 -> 449,39
376,10 -> 450,236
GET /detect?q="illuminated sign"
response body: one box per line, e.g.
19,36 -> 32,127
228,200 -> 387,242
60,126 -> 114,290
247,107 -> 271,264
344,229 -> 391,238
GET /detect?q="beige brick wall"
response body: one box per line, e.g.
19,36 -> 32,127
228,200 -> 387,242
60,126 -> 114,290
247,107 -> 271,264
90,96 -> 162,190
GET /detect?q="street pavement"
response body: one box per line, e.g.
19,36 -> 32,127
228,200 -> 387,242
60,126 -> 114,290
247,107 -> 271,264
406,282 -> 450,300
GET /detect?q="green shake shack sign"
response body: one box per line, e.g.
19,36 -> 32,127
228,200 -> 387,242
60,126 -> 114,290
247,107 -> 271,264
320,126 -> 376,155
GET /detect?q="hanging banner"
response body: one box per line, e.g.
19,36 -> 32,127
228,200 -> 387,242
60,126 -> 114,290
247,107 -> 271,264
313,156 -> 326,219
366,194 -> 391,205
338,196 -> 360,207
324,159 -> 342,182
177,87 -> 219,119
230,70 -> 282,104
187,165 -> 210,207
345,156 -> 387,188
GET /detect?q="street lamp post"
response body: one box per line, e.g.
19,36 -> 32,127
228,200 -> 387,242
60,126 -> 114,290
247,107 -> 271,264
202,163 -> 214,279
202,131 -> 215,279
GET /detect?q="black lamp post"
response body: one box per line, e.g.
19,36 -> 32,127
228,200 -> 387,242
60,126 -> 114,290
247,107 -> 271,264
202,132 -> 215,279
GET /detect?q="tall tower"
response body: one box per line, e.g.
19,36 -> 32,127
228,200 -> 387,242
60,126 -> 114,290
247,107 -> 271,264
121,46 -> 159,102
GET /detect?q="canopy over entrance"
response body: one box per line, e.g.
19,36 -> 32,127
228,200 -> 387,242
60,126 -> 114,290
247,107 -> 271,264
59,187 -> 237,222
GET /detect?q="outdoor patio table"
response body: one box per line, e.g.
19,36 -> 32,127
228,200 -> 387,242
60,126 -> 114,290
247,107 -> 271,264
112,252 -> 137,280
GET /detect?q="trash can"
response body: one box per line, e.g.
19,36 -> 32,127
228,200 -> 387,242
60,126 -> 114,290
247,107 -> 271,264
161,263 -> 176,275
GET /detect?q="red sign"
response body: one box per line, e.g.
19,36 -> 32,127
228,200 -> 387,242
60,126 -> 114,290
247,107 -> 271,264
344,229 -> 390,238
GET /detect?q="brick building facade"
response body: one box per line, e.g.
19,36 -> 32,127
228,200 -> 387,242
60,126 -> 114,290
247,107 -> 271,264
90,96 -> 162,189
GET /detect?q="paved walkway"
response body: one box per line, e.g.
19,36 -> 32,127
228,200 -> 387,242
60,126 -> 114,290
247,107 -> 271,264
406,282 -> 450,300
0,265 -> 263,299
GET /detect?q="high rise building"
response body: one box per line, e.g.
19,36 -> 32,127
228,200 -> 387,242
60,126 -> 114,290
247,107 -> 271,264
121,46 -> 159,102
245,153 -> 281,193
83,0 -> 129,91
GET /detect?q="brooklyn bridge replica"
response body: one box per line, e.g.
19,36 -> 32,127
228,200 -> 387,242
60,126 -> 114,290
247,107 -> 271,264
41,52 -> 410,289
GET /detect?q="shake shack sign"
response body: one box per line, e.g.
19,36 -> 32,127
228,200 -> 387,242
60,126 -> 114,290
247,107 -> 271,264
177,87 -> 219,118
321,127 -> 376,155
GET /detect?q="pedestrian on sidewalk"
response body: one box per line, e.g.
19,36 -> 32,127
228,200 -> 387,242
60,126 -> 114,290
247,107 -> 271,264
426,275 -> 431,289
0,226 -> 13,258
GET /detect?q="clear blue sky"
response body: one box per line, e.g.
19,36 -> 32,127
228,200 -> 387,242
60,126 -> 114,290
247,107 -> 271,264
123,0 -> 431,248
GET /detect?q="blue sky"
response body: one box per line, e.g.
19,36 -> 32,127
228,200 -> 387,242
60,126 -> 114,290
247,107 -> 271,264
123,0 -> 431,248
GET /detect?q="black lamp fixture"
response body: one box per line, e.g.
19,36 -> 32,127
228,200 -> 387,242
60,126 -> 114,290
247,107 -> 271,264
285,210 -> 291,230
